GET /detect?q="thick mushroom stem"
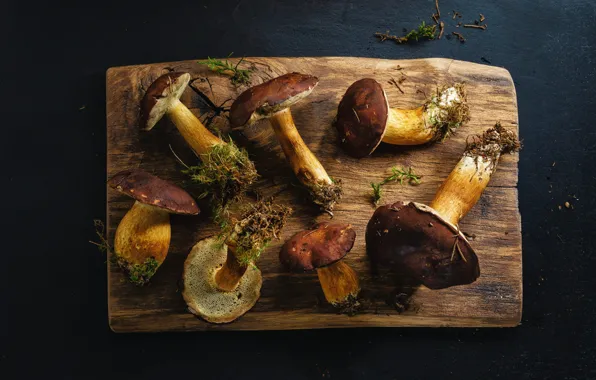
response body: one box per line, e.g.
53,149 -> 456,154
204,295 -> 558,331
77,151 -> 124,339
430,155 -> 497,225
214,245 -> 248,292
316,261 -> 360,305
269,108 -> 333,188
167,98 -> 224,156
114,201 -> 171,282
383,106 -> 432,145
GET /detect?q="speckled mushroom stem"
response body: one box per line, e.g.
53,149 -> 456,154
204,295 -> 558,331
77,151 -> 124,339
214,243 -> 248,292
167,98 -> 224,156
316,261 -> 360,305
114,201 -> 171,280
429,123 -> 520,225
269,108 -> 333,187
383,85 -> 468,145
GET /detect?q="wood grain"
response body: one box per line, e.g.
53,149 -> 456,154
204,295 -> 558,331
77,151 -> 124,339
106,57 -> 521,332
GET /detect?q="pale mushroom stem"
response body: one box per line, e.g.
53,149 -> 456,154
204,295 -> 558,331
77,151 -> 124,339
167,98 -> 224,156
268,108 -> 333,188
316,261 -> 360,305
429,155 -> 498,226
383,106 -> 433,145
214,245 -> 248,292
114,201 -> 171,267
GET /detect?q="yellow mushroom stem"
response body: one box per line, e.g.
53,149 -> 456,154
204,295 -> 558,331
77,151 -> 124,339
316,260 -> 361,305
214,244 -> 248,292
268,107 -> 333,188
383,106 -> 431,145
114,201 -> 171,266
167,98 -> 224,156
430,154 -> 498,226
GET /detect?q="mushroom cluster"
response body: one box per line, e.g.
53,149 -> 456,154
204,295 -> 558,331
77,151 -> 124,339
141,72 -> 258,220
230,73 -> 342,215
366,123 -> 520,289
334,79 -> 469,158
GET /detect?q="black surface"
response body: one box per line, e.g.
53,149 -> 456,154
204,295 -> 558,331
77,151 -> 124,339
2,0 -> 595,379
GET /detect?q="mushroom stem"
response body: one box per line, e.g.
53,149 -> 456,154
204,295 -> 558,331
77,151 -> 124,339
383,106 -> 432,145
214,245 -> 248,292
114,201 -> 171,283
429,123 -> 520,225
269,108 -> 333,187
316,261 -> 360,305
167,98 -> 224,156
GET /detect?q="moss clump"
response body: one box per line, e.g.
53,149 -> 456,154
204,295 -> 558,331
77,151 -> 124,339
426,83 -> 470,141
113,255 -> 160,286
224,200 -> 292,266
183,138 -> 258,224
308,179 -> 343,216
465,122 -> 521,162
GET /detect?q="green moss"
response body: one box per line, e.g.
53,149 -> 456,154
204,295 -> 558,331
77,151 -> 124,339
197,53 -> 252,86
113,254 -> 160,286
183,138 -> 259,225
375,21 -> 437,44
223,200 -> 292,266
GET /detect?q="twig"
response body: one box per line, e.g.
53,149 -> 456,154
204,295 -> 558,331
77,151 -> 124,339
452,32 -> 466,42
352,108 -> 361,122
435,0 -> 441,17
452,11 -> 462,19
438,21 -> 445,39
479,13 -> 485,22
388,77 -> 405,93
169,144 -> 190,169
464,24 -> 487,30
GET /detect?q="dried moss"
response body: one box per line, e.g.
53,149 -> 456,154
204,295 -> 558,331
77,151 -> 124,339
224,200 -> 292,266
113,255 -> 160,286
183,138 -> 258,224
425,83 -> 470,141
465,122 -> 521,161
308,179 -> 343,216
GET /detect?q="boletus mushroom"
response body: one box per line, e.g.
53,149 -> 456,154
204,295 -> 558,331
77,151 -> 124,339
366,123 -> 520,289
334,79 -> 469,158
182,200 -> 291,323
280,223 -> 360,306
229,73 -> 342,215
141,72 -> 258,218
108,169 -> 199,285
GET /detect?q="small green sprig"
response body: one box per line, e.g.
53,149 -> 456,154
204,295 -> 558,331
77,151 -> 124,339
375,21 -> 437,44
198,53 -> 251,86
370,167 -> 422,206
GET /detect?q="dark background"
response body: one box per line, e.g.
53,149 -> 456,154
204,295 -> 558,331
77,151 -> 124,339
2,0 -> 595,378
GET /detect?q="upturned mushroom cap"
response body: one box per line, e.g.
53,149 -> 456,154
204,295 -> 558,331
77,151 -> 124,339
334,78 -> 389,158
366,201 -> 479,289
108,169 -> 199,215
280,223 -> 356,271
229,72 -> 319,128
140,72 -> 191,131
182,237 -> 262,324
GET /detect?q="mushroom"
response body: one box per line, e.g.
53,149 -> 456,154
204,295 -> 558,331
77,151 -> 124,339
108,169 -> 199,285
229,73 -> 342,214
182,200 -> 291,323
334,79 -> 469,158
366,123 -> 520,289
279,223 -> 360,306
141,72 -> 257,218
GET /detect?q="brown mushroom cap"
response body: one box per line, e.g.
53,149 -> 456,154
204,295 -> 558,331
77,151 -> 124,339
108,169 -> 199,215
229,72 -> 319,128
139,72 -> 191,131
333,78 -> 389,158
366,201 -> 479,289
280,223 -> 356,271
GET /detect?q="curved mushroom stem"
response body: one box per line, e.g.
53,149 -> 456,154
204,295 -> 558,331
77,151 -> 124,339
114,201 -> 171,285
316,261 -> 360,305
383,85 -> 468,146
429,123 -> 520,225
268,108 -> 342,212
214,245 -> 248,292
167,98 -> 224,156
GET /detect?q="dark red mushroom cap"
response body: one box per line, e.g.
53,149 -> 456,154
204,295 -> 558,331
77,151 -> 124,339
333,78 -> 389,158
280,223 -> 356,272
140,72 -> 190,131
366,201 -> 479,289
108,169 -> 199,215
229,73 -> 319,128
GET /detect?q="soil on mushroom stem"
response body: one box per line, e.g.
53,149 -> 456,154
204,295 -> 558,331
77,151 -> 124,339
464,122 -> 521,162
427,83 -> 470,142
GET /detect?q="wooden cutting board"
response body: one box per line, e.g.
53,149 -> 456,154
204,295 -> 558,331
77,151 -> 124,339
106,57 -> 521,332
